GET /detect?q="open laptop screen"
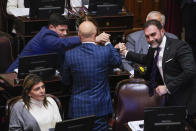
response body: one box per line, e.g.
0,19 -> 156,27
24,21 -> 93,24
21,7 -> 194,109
54,115 -> 96,131
144,106 -> 186,131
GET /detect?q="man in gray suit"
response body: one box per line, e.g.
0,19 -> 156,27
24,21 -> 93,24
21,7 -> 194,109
122,11 -> 178,76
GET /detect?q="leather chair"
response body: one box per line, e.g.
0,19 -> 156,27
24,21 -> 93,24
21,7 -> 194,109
114,78 -> 163,131
0,32 -> 14,73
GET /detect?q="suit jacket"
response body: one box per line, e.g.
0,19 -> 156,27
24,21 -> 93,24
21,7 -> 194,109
9,100 -> 41,131
126,37 -> 196,115
62,43 -> 122,118
122,30 -> 178,73
6,26 -> 80,73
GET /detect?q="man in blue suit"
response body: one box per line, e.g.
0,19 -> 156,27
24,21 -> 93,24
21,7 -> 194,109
62,21 -> 122,131
6,13 -> 109,73
6,13 -> 80,73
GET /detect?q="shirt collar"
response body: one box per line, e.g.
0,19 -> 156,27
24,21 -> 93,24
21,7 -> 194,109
30,97 -> 43,107
159,36 -> 166,49
82,42 -> 96,45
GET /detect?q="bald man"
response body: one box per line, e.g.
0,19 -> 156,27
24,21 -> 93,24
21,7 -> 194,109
122,11 -> 178,76
62,21 -> 121,131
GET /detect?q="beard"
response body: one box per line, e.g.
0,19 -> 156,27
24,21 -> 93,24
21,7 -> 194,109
150,36 -> 163,48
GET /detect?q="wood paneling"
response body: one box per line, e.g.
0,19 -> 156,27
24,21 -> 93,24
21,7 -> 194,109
124,0 -> 164,28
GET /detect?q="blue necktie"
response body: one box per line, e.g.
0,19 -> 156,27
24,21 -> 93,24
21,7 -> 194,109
149,47 -> 160,96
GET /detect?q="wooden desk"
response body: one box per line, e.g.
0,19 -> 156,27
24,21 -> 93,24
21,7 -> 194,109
0,71 -> 129,95
0,73 -> 60,87
0,73 -> 61,96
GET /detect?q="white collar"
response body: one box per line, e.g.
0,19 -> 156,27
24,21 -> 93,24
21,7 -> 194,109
82,42 -> 96,45
30,97 -> 44,107
159,36 -> 166,49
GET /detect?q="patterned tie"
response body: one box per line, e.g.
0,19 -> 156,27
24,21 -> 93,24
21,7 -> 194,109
149,47 -> 160,96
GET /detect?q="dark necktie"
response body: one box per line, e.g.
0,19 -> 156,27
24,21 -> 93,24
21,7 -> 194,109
24,0 -> 30,8
149,47 -> 160,96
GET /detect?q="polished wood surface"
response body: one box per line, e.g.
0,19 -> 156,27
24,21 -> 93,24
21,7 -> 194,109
124,0 -> 163,27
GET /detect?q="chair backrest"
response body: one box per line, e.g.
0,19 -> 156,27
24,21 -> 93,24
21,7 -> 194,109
5,95 -> 21,130
0,32 -> 14,73
114,78 -> 163,131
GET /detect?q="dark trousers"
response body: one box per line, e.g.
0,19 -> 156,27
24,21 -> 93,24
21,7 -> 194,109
93,115 -> 109,131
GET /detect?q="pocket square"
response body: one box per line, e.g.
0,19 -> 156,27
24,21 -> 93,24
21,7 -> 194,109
165,58 -> 173,63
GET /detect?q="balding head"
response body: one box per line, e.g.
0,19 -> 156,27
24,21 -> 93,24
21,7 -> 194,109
78,21 -> 97,42
146,11 -> 165,26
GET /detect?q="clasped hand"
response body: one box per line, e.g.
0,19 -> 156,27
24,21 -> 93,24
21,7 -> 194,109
96,32 -> 111,45
114,42 -> 127,56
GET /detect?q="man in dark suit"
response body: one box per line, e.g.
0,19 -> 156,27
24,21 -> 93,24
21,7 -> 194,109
117,20 -> 196,116
62,21 -> 121,131
122,11 -> 178,76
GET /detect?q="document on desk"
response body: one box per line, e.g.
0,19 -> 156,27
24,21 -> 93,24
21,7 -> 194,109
128,120 -> 144,131
9,8 -> 29,17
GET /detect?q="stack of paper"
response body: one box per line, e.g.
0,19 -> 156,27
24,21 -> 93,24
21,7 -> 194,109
128,120 -> 144,131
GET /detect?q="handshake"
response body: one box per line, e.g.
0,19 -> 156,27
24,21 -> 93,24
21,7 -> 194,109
114,42 -> 128,56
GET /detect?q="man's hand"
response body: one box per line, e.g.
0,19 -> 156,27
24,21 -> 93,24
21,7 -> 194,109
115,42 -> 127,56
96,32 -> 111,45
155,85 -> 168,96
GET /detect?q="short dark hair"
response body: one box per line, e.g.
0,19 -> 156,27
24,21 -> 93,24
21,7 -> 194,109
48,13 -> 69,26
143,19 -> 163,30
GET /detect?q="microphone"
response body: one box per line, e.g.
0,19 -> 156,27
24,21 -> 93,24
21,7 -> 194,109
132,63 -> 147,78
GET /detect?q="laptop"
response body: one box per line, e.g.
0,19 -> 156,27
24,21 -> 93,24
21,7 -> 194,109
54,115 -> 96,131
96,4 -> 120,16
144,106 -> 186,131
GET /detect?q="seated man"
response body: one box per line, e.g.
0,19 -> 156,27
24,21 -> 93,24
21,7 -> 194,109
62,20 -> 121,131
122,11 -> 178,76
6,13 -> 110,73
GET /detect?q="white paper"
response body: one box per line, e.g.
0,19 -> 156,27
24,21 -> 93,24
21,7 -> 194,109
70,0 -> 82,7
9,8 -> 29,17
128,120 -> 144,131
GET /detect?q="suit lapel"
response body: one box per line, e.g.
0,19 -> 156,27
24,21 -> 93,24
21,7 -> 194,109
162,37 -> 171,71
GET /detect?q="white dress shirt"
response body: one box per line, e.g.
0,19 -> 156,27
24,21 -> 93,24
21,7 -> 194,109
157,36 -> 166,83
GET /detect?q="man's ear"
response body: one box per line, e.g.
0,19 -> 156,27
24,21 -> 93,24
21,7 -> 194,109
49,25 -> 55,30
161,28 -> 165,36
